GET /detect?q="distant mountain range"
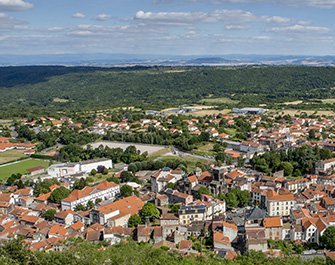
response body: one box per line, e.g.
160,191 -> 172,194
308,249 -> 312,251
0,54 -> 335,66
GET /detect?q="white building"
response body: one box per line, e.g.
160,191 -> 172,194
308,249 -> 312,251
151,168 -> 184,193
265,190 -> 296,217
315,158 -> 335,173
48,158 -> 112,178
61,180 -> 119,210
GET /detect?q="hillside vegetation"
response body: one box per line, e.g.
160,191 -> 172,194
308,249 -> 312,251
1,66 -> 335,116
0,240 -> 327,265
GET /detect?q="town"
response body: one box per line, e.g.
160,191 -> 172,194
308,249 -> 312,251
1,107 -> 335,262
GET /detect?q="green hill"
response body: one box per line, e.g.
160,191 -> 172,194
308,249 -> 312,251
1,65 -> 335,116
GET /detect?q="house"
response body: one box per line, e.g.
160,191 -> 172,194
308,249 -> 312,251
321,197 -> 335,212
61,181 -> 120,210
315,158 -> 335,174
222,222 -> 238,242
137,225 -> 164,244
244,226 -> 268,252
103,227 -> 134,245
265,189 -> 296,217
90,196 -> 144,227
27,166 -> 46,176
150,168 -> 184,193
179,204 -> 206,225
54,210 -> 75,226
165,189 -> 193,205
263,216 -> 283,240
160,213 -> 179,226
179,239 -> 193,251
213,231 -> 233,250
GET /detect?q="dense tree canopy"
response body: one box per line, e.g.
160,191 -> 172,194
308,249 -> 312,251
49,187 -> 71,204
2,66 -> 335,117
0,239 -> 327,265
251,145 -> 333,176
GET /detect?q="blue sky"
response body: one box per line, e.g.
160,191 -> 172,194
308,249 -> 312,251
0,0 -> 334,55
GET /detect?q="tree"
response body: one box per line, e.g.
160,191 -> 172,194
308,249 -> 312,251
102,168 -> 109,175
120,185 -> 133,198
165,182 -> 176,189
33,178 -> 59,196
280,162 -> 294,176
86,200 -> 94,209
196,187 -> 210,199
321,226 -> 335,250
225,192 -> 238,208
74,204 -> 86,211
106,176 -> 120,184
97,166 -> 106,174
42,209 -> 56,221
215,152 -> 226,163
128,214 -> 142,227
128,163 -> 138,173
90,169 -> 97,176
140,202 -> 160,222
73,178 -> 87,190
49,187 -> 71,204
6,173 -> 22,186
169,204 -> 180,214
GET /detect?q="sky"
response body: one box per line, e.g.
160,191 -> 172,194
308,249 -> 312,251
0,0 -> 334,55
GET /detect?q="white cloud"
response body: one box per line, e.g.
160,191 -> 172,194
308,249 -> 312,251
225,24 -> 248,30
0,0 -> 32,11
254,35 -> 271,40
95,13 -> 112,21
72,12 -> 85,19
135,9 -> 290,25
48,27 -> 64,32
263,16 -> 291,24
0,12 -> 26,28
178,0 -> 335,8
69,30 -> 94,36
271,24 -> 330,33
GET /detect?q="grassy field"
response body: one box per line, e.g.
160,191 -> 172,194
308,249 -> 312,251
149,148 -> 171,159
0,150 -> 27,165
321,98 -> 335,104
201,97 -> 239,105
192,142 -> 215,157
270,109 -> 335,116
158,155 -> 204,171
53,97 -> 69,103
0,159 -> 50,181
282,100 -> 304,105
190,109 -> 231,117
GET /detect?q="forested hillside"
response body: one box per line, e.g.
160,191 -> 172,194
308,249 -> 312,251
1,66 -> 335,114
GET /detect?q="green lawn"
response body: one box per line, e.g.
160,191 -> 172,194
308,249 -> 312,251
0,150 -> 27,165
0,159 -> 50,181
192,142 -> 215,157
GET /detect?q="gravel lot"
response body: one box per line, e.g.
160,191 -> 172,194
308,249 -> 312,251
90,141 -> 168,155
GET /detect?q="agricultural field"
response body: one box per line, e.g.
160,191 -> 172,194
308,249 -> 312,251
0,159 -> 50,181
0,150 -> 27,165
